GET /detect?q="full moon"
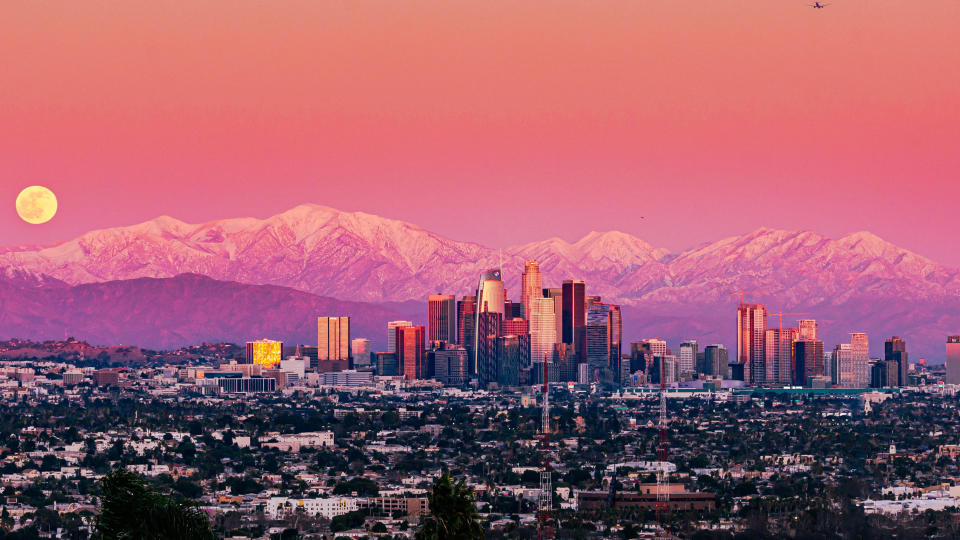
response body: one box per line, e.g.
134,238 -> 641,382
16,186 -> 58,225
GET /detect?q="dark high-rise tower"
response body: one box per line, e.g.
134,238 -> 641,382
561,279 -> 586,347
428,294 -> 457,343
793,339 -> 824,386
475,269 -> 505,375
544,288 -> 563,348
476,311 -> 503,385
457,295 -> 477,369
585,303 -> 611,380
884,336 -> 908,387
702,344 -> 729,378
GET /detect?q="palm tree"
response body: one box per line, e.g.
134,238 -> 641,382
416,474 -> 483,540
93,467 -> 214,539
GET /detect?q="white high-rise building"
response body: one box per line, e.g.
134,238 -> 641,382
529,297 -> 558,364
387,321 -> 413,353
474,269 -> 505,368
476,269 -> 505,315
678,340 -> 698,378
280,357 -> 307,378
643,338 -> 668,358
799,319 -> 818,341
832,344 -> 853,386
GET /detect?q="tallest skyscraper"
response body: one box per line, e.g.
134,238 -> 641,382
474,269 -> 505,378
476,269 -> 505,316
521,260 -> 542,321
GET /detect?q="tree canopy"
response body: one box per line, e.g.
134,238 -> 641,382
416,474 -> 483,540
93,467 -> 214,540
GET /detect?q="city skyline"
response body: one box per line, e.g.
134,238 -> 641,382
2,2 -> 958,538
1,202 -> 959,360
246,263 -> 929,391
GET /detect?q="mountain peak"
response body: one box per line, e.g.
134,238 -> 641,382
840,230 -> 887,246
275,203 -> 341,218
573,230 -> 667,259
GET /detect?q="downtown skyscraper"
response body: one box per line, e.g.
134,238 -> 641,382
476,269 -> 505,315
851,332 -> 870,387
948,336 -> 960,385
457,296 -> 477,365
737,303 -> 767,385
529,296 -> 558,365
799,319 -> 818,340
317,316 -> 350,373
474,269 -> 505,378
562,280 -> 586,359
833,333 -> 869,387
793,338 -> 825,385
427,294 -> 457,343
520,260 -> 542,321
387,321 -> 413,354
585,303 -> 611,379
765,327 -> 798,385
702,344 -> 729,378
396,325 -> 426,380
884,336 -> 909,387
678,340 -> 698,379
608,304 -> 622,381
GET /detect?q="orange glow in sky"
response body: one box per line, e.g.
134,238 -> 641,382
1,1 -> 957,262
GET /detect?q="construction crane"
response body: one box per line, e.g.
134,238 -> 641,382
768,312 -> 810,332
729,290 -> 768,306
767,312 -> 809,385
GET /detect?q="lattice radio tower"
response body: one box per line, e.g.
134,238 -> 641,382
537,358 -> 554,539
656,357 -> 671,537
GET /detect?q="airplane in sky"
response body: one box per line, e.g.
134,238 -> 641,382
809,2 -> 830,8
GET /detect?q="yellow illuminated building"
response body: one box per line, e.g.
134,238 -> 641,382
246,339 -> 283,368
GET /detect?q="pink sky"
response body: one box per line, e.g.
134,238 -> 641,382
1,1 -> 958,263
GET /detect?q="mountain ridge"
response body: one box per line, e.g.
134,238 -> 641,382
4,205 -> 954,304
0,273 -> 420,351
1,204 -> 958,358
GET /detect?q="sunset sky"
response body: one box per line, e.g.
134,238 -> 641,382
1,1 -> 957,263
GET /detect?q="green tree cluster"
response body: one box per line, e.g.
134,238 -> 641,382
93,468 -> 214,540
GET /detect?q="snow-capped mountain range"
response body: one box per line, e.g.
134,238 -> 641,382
2,204 -> 959,357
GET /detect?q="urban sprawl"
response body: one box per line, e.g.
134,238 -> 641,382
4,261 -> 960,539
